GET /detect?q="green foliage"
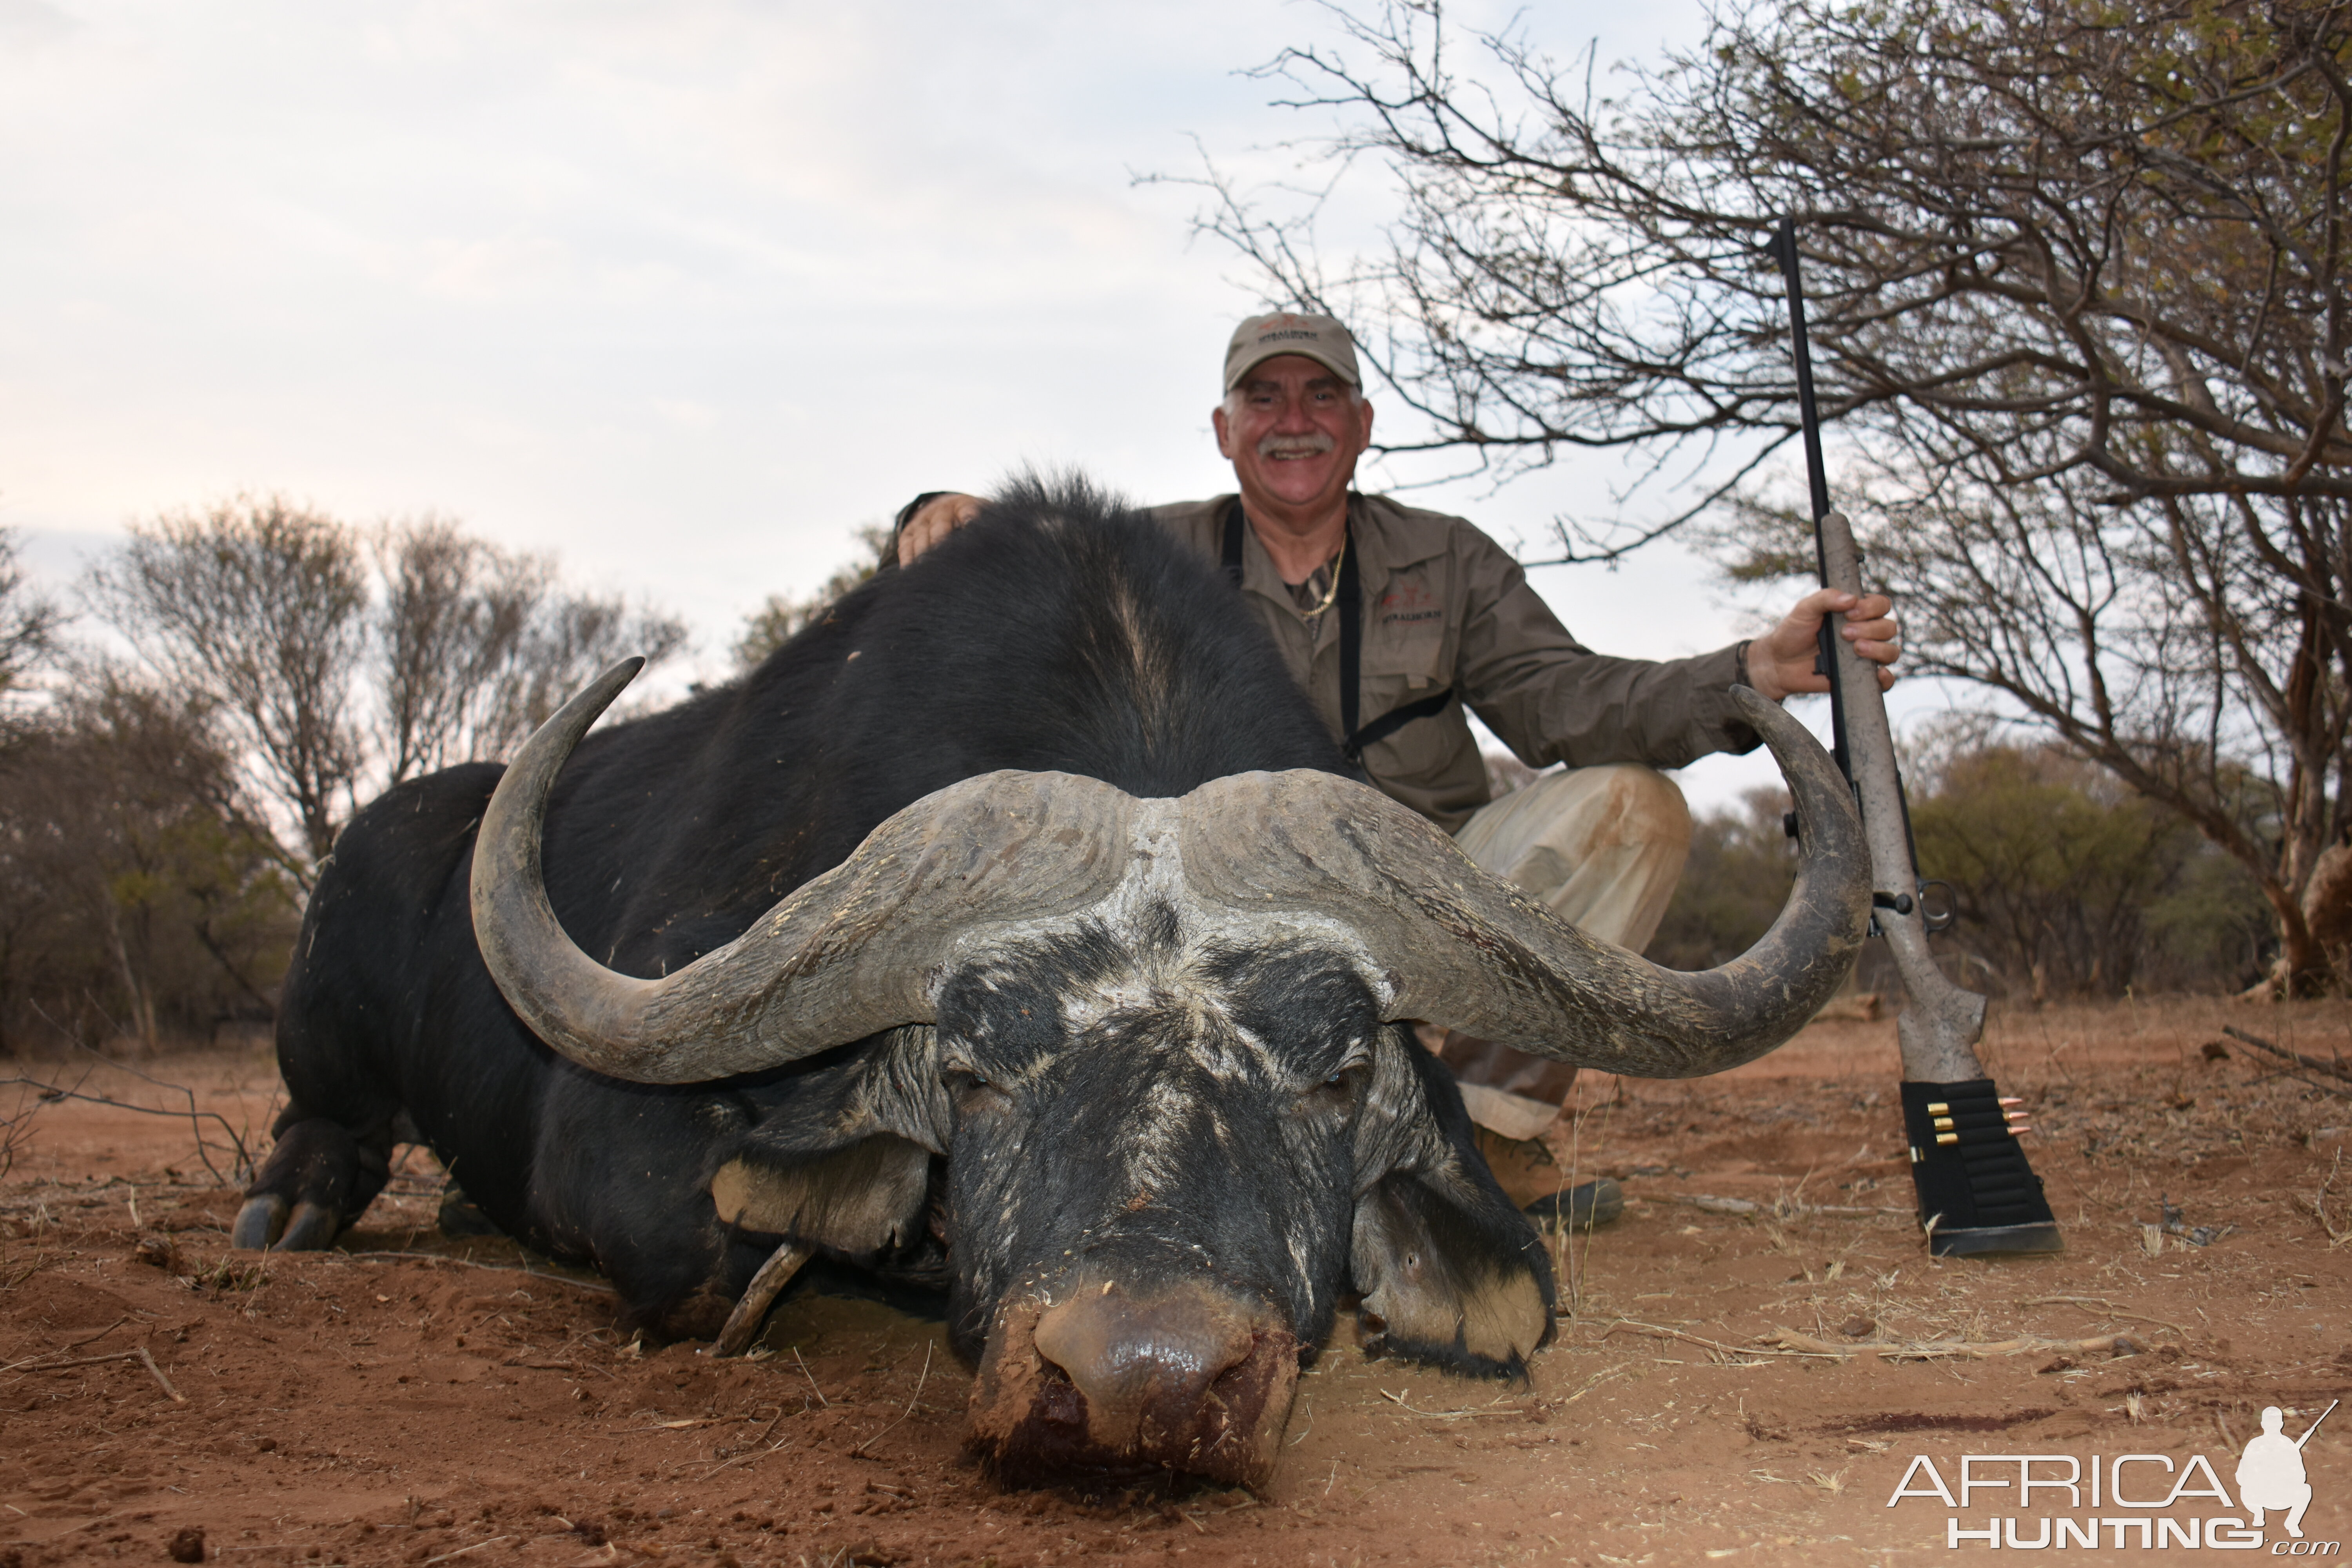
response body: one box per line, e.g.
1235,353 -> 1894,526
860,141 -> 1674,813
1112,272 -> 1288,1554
0,679 -> 297,1054
1910,744 -> 2271,996
733,524 -> 891,670
1646,788 -> 1801,972
1648,744 -> 2271,995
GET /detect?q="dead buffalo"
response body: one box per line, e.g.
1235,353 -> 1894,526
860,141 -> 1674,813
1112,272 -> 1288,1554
236,475 -> 1867,1487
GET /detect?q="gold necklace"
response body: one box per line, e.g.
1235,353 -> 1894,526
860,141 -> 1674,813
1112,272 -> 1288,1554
1298,532 -> 1348,620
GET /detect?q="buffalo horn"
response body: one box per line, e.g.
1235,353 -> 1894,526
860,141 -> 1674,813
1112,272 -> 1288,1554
469,658 -> 1138,1083
1174,688 -> 1870,1076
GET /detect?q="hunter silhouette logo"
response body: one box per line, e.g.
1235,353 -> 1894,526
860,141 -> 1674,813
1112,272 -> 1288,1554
2241,1401 -> 2334,1540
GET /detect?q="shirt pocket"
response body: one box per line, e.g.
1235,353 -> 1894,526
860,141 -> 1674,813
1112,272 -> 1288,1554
1362,559 -> 1453,688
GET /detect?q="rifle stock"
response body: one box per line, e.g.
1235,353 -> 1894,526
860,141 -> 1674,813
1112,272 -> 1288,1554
1770,216 -> 2061,1256
1814,508 -> 1988,1080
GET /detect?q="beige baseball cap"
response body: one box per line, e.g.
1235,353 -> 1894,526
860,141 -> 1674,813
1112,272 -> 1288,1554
1223,311 -> 1361,392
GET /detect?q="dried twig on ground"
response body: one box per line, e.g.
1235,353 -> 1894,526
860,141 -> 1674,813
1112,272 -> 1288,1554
0,1084 -> 38,1182
2222,1027 -> 2352,1087
1586,1317 -> 2151,1363
333,1250 -> 617,1295
2017,1296 -> 2192,1336
791,1346 -> 829,1407
1375,1387 -> 1527,1419
0,1073 -> 251,1185
1769,1327 -> 2139,1361
1589,1320 -> 1842,1361
1664,1192 -> 1910,1219
59,1314 -> 131,1351
849,1338 -> 935,1456
2307,1151 -> 2352,1245
8,1346 -> 187,1401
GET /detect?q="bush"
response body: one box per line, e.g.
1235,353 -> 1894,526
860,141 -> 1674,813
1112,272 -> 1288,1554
1646,744 -> 2272,998
1646,788 -> 1800,973
0,680 -> 296,1055
1912,745 -> 2270,998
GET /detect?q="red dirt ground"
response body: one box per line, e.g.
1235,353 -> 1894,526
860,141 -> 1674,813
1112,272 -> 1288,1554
4,997 -> 2349,1566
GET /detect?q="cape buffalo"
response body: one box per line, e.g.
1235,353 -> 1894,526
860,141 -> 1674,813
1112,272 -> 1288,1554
235,475 -> 1868,1487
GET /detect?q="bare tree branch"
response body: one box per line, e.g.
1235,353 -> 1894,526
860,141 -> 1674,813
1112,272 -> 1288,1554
1195,0 -> 2352,989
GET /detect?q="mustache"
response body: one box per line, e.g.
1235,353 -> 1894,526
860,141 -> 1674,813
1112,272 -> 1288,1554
1257,430 -> 1337,459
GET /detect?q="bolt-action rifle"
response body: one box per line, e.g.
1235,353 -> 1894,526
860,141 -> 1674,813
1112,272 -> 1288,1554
1765,217 -> 2062,1256
2296,1399 -> 2338,1450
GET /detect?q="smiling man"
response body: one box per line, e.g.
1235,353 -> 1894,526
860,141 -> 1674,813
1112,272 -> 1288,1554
894,311 -> 1899,1212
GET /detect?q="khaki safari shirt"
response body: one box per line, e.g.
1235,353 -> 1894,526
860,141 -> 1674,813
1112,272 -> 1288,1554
1146,494 -> 1761,833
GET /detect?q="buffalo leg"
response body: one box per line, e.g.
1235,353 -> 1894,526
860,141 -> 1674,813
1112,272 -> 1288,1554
232,1113 -> 393,1252
710,1240 -> 811,1356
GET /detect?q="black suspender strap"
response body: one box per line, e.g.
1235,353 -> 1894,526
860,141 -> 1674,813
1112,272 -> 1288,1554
1344,685 -> 1457,766
1331,514 -> 1459,762
1223,504 -> 1454,766
1336,522 -> 1363,743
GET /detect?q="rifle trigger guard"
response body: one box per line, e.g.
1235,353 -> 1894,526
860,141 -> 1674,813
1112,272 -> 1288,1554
1917,880 -> 1959,933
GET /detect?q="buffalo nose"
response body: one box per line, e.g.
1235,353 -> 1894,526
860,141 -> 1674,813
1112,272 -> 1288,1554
971,1277 -> 1304,1486
1030,1278 -> 1258,1443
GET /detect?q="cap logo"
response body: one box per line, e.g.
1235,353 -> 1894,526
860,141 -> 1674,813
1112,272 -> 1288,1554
1223,310 -> 1361,389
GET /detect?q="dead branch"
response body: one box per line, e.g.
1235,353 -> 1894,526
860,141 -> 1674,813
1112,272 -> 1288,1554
1589,1317 -> 2150,1363
2224,1026 -> 2352,1086
1768,1328 -> 2140,1361
8,1347 -> 187,1402
2308,1150 -> 2352,1245
329,1250 -> 617,1295
0,1071 -> 251,1185
1664,1192 -> 1911,1219
849,1338 -> 935,1457
1589,1319 -> 1843,1361
2016,1297 -> 2194,1336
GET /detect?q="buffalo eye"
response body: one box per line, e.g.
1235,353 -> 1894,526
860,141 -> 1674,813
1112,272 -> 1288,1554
1303,1061 -> 1365,1111
942,1067 -> 1005,1113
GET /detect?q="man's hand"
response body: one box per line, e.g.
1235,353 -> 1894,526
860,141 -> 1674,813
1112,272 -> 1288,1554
1746,588 -> 1899,702
897,493 -> 984,566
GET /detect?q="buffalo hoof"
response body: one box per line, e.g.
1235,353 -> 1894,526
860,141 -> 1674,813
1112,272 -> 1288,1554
230,1194 -> 286,1251
237,1191 -> 344,1251
275,1199 -> 344,1250
237,1116 -> 372,1251
968,1277 -> 1300,1490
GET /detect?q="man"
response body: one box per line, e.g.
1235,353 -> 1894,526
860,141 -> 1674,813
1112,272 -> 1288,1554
897,311 -> 1900,1214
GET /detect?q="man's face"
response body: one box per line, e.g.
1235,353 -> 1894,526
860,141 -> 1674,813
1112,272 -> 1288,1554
1212,355 -> 1375,523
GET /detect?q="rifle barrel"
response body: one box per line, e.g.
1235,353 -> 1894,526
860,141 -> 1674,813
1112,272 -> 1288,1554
1769,217 -> 1850,781
2298,1397 -> 2338,1449
1769,218 -> 1832,530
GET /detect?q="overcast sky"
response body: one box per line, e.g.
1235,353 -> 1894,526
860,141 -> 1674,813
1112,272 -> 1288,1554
0,0 -> 1948,811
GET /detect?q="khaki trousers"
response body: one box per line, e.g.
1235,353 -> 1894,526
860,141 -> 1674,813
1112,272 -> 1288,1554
1428,764 -> 1693,1140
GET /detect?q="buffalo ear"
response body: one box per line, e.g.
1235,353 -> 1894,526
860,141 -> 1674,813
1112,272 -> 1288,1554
710,1026 -> 945,1259
711,1138 -> 931,1256
1348,1033 -> 1554,1378
1350,1169 -> 1554,1378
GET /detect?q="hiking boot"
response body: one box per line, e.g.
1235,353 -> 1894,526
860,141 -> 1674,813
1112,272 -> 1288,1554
1472,1125 -> 1624,1227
